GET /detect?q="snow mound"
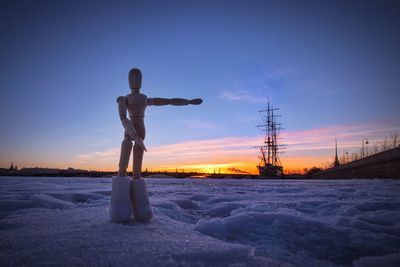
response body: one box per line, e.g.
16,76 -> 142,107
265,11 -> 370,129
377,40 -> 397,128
206,202 -> 243,218
30,194 -> 72,209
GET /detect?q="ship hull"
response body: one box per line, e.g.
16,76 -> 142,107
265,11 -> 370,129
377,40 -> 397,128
258,164 -> 283,178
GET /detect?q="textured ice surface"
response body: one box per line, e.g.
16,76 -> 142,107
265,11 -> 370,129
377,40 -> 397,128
0,177 -> 400,266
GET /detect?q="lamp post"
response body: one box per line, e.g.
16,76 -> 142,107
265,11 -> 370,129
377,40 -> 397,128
362,138 -> 369,158
342,150 -> 349,164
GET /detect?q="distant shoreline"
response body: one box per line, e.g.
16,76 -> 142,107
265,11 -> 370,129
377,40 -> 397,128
0,174 -> 398,180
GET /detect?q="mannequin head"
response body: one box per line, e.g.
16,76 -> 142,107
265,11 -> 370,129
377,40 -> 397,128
129,68 -> 142,90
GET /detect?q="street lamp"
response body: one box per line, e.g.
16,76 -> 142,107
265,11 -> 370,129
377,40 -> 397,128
342,150 -> 349,164
362,138 -> 369,158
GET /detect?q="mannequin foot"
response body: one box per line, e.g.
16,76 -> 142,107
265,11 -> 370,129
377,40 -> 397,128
131,178 -> 153,221
110,176 -> 132,223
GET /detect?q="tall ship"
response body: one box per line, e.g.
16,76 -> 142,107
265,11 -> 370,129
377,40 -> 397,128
256,101 -> 284,178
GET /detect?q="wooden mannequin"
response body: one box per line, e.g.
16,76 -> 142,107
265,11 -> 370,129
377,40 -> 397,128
117,68 -> 202,178
110,68 -> 202,222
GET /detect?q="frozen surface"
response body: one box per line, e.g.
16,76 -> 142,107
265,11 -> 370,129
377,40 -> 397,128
0,177 -> 400,266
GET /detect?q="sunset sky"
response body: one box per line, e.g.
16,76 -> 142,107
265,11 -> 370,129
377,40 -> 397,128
1,0 -> 399,174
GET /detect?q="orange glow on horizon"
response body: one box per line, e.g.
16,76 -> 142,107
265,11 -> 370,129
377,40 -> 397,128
142,155 -> 332,175
6,121 -> 397,175
2,155 -> 335,175
5,145 -> 335,175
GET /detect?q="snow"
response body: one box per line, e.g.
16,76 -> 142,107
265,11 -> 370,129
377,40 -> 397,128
0,177 -> 399,266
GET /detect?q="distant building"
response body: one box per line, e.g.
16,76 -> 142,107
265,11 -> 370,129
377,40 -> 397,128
0,168 -> 9,175
334,139 -> 340,167
2,162 -> 21,176
21,167 -> 60,176
61,167 -> 89,175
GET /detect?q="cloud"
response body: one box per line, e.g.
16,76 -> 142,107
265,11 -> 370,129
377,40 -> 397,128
219,90 -> 269,104
282,121 -> 400,153
180,119 -> 224,130
76,147 -> 119,161
266,67 -> 293,80
218,67 -> 295,104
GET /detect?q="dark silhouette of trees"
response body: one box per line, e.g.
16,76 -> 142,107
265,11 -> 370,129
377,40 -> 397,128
305,167 -> 323,175
389,130 -> 399,148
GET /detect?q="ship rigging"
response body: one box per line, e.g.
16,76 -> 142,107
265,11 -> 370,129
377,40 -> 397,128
256,101 -> 284,178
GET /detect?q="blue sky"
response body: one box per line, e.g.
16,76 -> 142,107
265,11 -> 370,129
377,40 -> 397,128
1,0 -> 399,172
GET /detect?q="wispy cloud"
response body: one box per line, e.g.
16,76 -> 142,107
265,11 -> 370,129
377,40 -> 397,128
282,121 -> 400,153
219,90 -> 269,104
76,147 -> 120,162
218,67 -> 291,104
266,67 -> 293,80
180,119 -> 225,130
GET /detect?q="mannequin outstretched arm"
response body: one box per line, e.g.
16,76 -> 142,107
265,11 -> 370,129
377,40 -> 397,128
117,96 -> 147,151
147,98 -> 202,106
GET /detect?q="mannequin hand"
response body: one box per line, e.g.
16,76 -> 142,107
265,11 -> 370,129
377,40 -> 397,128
189,98 -> 203,105
134,136 -> 147,152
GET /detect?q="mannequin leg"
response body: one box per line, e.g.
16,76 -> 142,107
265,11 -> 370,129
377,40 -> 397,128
131,178 -> 153,221
111,136 -> 133,222
133,123 -> 145,179
118,136 -> 133,177
130,123 -> 152,221
133,144 -> 144,179
110,176 -> 132,222
131,143 -> 153,221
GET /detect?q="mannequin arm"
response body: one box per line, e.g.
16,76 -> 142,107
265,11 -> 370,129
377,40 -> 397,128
117,96 -> 147,151
148,98 -> 202,106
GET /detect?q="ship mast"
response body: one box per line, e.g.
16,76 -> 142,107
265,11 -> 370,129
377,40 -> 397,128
256,101 -> 284,177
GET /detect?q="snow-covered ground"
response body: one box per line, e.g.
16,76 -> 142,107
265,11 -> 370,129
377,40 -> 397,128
0,177 -> 399,267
